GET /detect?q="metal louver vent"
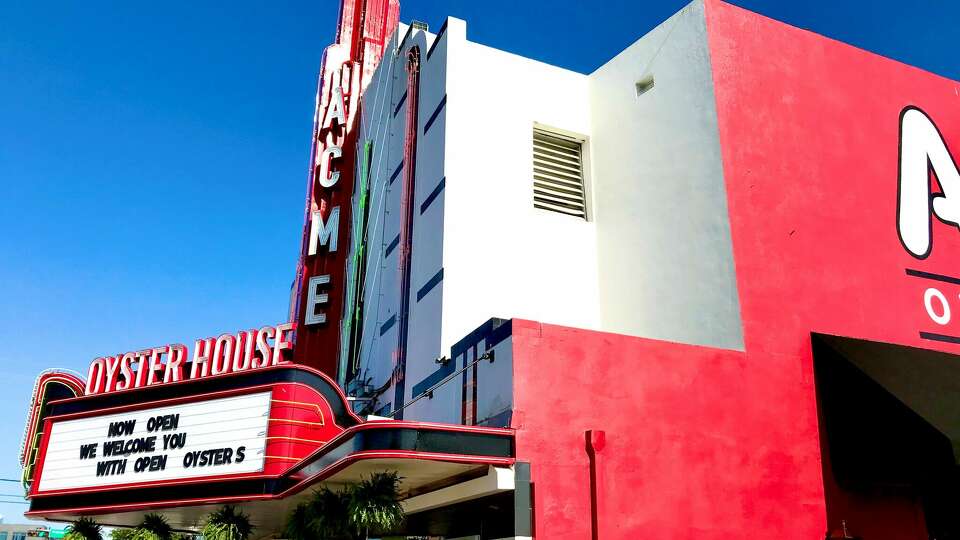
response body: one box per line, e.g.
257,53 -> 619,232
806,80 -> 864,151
533,128 -> 586,218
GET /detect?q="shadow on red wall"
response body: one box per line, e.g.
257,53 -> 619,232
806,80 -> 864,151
814,335 -> 960,540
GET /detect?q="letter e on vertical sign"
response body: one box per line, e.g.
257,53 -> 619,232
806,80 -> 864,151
306,275 -> 331,325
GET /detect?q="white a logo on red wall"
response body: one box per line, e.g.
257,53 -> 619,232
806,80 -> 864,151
898,106 -> 960,259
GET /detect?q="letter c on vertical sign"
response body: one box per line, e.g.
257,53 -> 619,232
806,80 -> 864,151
317,145 -> 343,188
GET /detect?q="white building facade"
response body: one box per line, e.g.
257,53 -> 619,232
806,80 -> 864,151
342,2 -> 743,423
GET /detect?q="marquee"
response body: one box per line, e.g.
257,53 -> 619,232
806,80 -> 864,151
35,392 -> 271,493
22,342 -> 514,529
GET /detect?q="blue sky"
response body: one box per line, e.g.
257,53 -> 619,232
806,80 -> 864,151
1,0 -> 956,524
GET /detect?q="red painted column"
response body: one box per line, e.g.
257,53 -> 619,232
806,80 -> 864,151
392,46 -> 422,418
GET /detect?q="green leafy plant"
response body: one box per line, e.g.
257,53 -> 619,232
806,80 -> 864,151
312,486 -> 354,539
348,472 -> 405,537
111,528 -> 190,540
201,505 -> 254,540
285,486 -> 352,540
283,501 -> 314,540
133,513 -> 174,540
284,471 -> 405,540
65,517 -> 103,540
109,529 -> 136,540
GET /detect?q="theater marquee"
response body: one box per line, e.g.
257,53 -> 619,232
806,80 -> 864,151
35,392 -> 271,493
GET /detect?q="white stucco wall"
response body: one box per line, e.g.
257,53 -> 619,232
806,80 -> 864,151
588,0 -> 743,350
346,1 -> 744,421
441,19 -> 600,349
349,18 -> 603,421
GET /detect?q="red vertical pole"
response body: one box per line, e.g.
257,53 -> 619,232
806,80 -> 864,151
586,430 -> 606,540
392,46 -> 421,418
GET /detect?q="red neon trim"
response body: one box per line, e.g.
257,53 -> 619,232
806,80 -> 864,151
21,373 -> 84,466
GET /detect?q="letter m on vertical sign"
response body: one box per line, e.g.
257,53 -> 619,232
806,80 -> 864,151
898,106 -> 960,259
309,207 -> 340,255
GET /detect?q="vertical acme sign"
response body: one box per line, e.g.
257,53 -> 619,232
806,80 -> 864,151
292,0 -> 400,378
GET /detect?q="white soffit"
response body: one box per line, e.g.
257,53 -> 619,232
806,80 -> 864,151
402,465 -> 514,515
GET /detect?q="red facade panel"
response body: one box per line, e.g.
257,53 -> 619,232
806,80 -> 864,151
510,2 -> 960,538
706,2 -> 960,534
705,0 -> 960,354
511,321 -> 819,539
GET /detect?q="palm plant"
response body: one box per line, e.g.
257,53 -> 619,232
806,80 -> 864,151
133,513 -> 174,540
310,487 -> 353,539
283,471 -> 405,540
283,501 -> 314,540
109,529 -> 136,540
285,487 -> 352,540
348,472 -> 404,538
201,505 -> 254,540
65,517 -> 103,540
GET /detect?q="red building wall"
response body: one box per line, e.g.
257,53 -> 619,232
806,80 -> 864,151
706,0 -> 960,355
511,321 -> 821,539
708,1 -> 960,536
511,1 -> 960,538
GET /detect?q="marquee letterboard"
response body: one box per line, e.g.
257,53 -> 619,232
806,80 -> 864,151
35,392 -> 271,493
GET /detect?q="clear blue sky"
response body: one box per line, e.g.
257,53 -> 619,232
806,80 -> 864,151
1,0 -> 956,524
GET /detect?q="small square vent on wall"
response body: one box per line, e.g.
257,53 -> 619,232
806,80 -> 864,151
636,75 -> 655,97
